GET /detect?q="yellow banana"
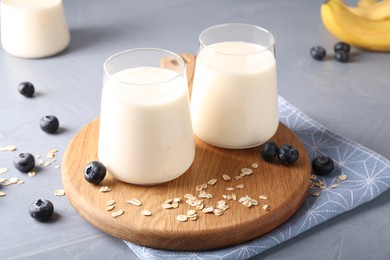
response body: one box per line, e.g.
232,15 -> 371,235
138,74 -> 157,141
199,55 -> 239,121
357,0 -> 380,8
321,0 -> 390,51
348,0 -> 390,21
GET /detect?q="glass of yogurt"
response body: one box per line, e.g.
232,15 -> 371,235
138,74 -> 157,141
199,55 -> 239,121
191,23 -> 279,149
0,0 -> 70,58
98,48 -> 195,185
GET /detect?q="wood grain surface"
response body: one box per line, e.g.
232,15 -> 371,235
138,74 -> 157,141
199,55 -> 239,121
61,54 -> 311,251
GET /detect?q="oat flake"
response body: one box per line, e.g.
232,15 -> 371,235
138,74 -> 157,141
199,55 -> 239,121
141,209 -> 152,216
112,209 -> 124,218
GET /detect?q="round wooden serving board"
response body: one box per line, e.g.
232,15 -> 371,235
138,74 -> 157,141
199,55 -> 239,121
61,54 -> 311,251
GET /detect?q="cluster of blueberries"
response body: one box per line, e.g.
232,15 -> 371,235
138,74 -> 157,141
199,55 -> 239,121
13,82 -> 61,221
260,141 -> 334,176
310,42 -> 351,63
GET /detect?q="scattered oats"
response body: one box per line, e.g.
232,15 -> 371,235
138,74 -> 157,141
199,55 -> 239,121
234,176 -> 242,180
242,199 -> 252,208
28,171 -> 36,177
99,186 -> 111,192
184,194 -> 194,199
196,184 -> 208,192
311,191 -> 321,197
320,184 -> 327,190
141,209 -> 152,216
44,160 -> 54,167
0,191 -> 6,197
0,145 -> 16,151
202,205 -> 214,213
338,174 -> 348,181
207,178 -> 218,185
241,168 -> 253,176
196,204 -> 204,210
226,187 -> 235,191
127,198 -> 142,206
54,189 -> 66,196
106,205 -> 115,211
162,197 -> 181,208
213,208 -> 223,216
309,182 -> 315,189
259,195 -> 268,200
216,200 -> 229,211
236,184 -> 245,189
105,199 -> 116,206
164,199 -> 173,204
35,154 -> 41,158
2,181 -> 11,186
217,200 -> 226,205
251,163 -> 259,169
162,203 -> 173,209
187,209 -> 196,216
310,174 -> 317,181
9,177 -> 19,184
231,194 -> 237,201
38,159 -> 44,166
198,191 -> 213,199
17,180 -> 24,185
239,196 -> 247,203
314,181 -> 321,188
0,167 -> 8,174
54,165 -> 60,169
262,204 -> 271,211
0,178 -> 6,183
222,174 -> 231,181
111,209 -> 124,218
177,214 -> 188,222
239,195 -> 258,208
48,148 -> 59,154
330,183 -> 340,189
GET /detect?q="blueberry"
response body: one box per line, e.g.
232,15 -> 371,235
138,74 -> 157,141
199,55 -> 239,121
40,115 -> 59,133
310,46 -> 326,61
18,82 -> 35,98
335,51 -> 349,63
334,42 -> 351,53
14,152 -> 35,173
29,199 -> 54,222
277,144 -> 299,165
84,161 -> 106,184
312,155 -> 334,176
260,141 -> 279,162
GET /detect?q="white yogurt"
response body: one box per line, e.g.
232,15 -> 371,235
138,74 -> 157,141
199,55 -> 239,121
1,0 -> 70,58
98,67 -> 195,185
191,41 -> 279,148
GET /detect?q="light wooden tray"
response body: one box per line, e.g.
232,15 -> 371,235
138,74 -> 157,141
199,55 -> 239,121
61,54 -> 311,251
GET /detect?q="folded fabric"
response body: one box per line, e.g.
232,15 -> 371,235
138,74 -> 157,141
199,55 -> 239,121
125,96 -> 390,259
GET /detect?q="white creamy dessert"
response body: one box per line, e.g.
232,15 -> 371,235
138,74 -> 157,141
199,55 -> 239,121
191,41 -> 279,148
98,67 -> 195,185
1,0 -> 70,58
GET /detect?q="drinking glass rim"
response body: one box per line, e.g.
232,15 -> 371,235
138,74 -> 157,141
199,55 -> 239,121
198,23 -> 276,56
103,48 -> 186,86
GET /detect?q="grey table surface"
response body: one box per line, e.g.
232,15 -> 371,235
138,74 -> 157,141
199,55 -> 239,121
1,0 -> 390,259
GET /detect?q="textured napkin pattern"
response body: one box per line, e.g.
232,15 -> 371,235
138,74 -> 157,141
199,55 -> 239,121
125,96 -> 390,259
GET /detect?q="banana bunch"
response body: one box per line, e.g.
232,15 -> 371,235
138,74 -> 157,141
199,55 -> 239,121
321,0 -> 390,51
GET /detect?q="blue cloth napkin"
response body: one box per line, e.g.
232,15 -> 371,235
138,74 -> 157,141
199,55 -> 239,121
125,96 -> 390,259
